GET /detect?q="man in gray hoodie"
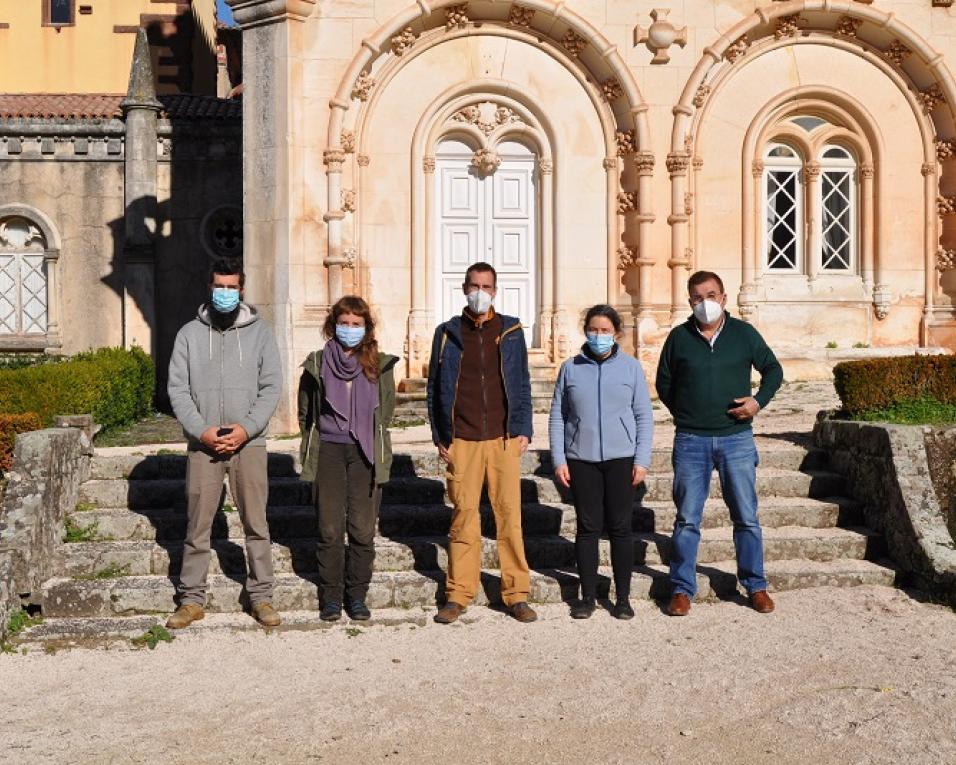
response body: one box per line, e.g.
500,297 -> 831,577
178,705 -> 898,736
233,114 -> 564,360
165,258 -> 283,629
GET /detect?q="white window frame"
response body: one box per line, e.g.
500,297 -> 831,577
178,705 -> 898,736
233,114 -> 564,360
818,144 -> 857,273
761,142 -> 804,274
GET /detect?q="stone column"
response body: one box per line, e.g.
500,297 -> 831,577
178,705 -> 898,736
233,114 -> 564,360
121,28 -> 162,357
539,157 -> 555,361
804,161 -> 821,281
406,155 -> 436,378
738,158 -> 762,321
666,152 -> 691,323
860,161 -> 875,293
228,0 -> 317,432
634,151 -> 655,320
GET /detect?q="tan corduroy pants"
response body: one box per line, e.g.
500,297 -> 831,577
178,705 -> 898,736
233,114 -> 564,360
444,437 -> 531,607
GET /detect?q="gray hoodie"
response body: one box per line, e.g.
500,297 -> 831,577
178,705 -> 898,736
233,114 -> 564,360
168,302 -> 282,447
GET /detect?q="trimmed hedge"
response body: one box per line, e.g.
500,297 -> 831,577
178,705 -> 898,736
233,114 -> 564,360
0,413 -> 43,472
0,347 -> 154,432
833,355 -> 956,416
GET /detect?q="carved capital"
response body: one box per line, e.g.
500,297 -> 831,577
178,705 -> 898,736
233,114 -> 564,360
323,148 -> 346,167
751,159 -> 765,178
357,154 -> 370,167
540,158 -> 554,174
859,162 -> 874,179
921,162 -> 937,177
634,152 -> 655,175
602,157 -> 617,171
803,161 -> 821,182
422,155 -> 436,173
665,152 -> 690,174
692,156 -> 704,171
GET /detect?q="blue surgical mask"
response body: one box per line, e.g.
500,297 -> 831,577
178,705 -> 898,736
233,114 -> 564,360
586,333 -> 615,356
211,287 -> 240,313
335,325 -> 366,348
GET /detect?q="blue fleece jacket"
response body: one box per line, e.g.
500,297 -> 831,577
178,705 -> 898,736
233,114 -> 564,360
548,346 -> 654,468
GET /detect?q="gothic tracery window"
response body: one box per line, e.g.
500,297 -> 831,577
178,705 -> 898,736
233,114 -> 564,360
0,216 -> 49,337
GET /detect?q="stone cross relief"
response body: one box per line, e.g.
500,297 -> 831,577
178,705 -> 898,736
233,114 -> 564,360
634,9 -> 687,65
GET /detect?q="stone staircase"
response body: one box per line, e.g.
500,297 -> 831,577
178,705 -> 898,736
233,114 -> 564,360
20,438 -> 898,640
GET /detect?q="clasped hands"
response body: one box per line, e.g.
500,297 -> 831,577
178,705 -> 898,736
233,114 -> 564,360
200,424 -> 249,455
437,435 -> 529,467
554,463 -> 647,488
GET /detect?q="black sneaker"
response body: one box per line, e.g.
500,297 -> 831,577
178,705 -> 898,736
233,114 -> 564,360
611,597 -> 634,620
346,600 -> 371,621
320,601 -> 342,622
570,597 -> 596,619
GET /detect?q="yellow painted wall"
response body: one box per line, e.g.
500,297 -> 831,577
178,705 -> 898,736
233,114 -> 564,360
0,0 -> 182,93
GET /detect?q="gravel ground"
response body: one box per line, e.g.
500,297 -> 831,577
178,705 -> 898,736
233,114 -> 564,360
1,585 -> 954,765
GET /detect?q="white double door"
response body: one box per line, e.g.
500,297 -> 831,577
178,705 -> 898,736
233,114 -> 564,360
435,141 -> 537,344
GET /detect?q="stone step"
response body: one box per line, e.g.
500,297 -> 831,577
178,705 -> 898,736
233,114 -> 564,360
40,558 -> 900,618
88,446 -> 827,480
76,468 -> 845,510
58,526 -> 882,578
76,496 -> 864,542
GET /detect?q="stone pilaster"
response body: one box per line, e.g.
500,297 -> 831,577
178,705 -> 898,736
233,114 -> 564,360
120,28 -> 162,357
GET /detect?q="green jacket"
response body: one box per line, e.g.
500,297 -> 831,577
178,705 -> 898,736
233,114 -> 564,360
655,313 -> 783,436
297,349 -> 398,485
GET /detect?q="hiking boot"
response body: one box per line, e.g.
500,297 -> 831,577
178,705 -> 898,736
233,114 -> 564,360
612,597 -> 635,620
165,603 -> 205,630
509,602 -> 538,623
434,602 -> 466,624
251,601 -> 281,627
346,600 -> 371,621
570,597 -> 596,619
667,593 -> 691,616
749,590 -> 775,614
320,601 -> 343,622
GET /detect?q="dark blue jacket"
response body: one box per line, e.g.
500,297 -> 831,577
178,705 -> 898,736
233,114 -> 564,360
426,313 -> 533,447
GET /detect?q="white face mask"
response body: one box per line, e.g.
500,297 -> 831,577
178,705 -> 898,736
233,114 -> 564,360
692,299 -> 723,324
466,288 -> 494,315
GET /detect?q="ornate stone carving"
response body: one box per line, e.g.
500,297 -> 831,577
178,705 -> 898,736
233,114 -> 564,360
539,158 -> 554,174
357,154 -> 370,167
634,8 -> 687,65
803,161 -> 821,182
752,160 -> 765,178
508,5 -> 535,27
323,149 -> 346,166
342,247 -> 357,269
0,218 -> 44,249
351,72 -> 375,101
616,130 -> 637,157
936,139 -> 956,162
602,78 -> 624,102
932,0 -> 954,7
692,156 -> 704,171
724,36 -> 749,63
937,248 -> 955,272
562,30 -> 588,58
774,15 -> 802,40
692,83 -> 711,108
872,285 -> 891,320
922,162 -> 937,177
471,148 -> 501,176
422,156 -> 436,173
340,130 -> 355,153
917,83 -> 945,114
666,152 -> 690,174
684,191 -> 693,216
938,195 -> 956,217
859,162 -> 874,179
617,245 -> 638,270
617,191 -> 638,213
603,157 -> 618,171
883,40 -> 911,66
835,16 -> 862,38
390,27 -> 417,56
445,4 -> 469,29
451,102 -> 523,136
341,190 -> 356,213
634,152 -> 655,175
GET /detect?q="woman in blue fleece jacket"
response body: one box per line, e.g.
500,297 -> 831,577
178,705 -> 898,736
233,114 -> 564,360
549,305 -> 654,620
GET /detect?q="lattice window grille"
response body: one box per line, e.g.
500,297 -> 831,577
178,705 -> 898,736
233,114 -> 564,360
0,253 -> 48,335
820,169 -> 854,271
764,168 -> 801,271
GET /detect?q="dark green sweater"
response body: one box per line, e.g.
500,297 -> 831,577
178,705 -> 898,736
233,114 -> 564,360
655,314 -> 783,436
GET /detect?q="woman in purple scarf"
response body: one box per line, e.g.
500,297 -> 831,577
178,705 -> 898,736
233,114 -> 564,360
297,296 -> 398,622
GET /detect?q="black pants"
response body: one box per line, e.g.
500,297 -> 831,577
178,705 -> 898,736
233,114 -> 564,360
315,441 -> 380,603
568,457 -> 635,599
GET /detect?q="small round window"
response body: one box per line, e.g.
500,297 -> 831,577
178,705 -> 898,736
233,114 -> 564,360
200,205 -> 243,259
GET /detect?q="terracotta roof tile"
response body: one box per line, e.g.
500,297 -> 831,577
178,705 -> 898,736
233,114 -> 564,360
0,93 -> 241,121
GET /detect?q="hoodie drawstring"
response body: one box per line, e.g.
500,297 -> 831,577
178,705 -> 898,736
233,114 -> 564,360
208,324 -> 212,360
237,329 -> 243,368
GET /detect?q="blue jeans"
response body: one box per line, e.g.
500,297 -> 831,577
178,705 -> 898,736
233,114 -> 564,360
669,430 -> 768,597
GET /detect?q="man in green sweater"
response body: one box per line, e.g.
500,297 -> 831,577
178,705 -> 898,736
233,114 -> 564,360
655,270 -> 783,616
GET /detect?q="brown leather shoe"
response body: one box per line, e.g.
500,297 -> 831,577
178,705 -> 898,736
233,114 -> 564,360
667,593 -> 691,616
165,603 -> 205,629
749,590 -> 775,614
434,602 -> 467,624
509,602 -> 538,623
251,601 -> 282,627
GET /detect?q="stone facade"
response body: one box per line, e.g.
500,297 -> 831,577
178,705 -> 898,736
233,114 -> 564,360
814,418 -> 956,605
226,0 -> 956,431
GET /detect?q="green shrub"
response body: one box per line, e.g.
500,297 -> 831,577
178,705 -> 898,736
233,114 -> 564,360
0,347 -> 154,432
0,353 -> 57,371
0,413 -> 43,473
833,355 -> 956,417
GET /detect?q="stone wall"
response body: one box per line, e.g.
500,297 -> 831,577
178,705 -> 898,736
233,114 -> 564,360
0,427 -> 91,638
924,428 -> 956,544
814,418 -> 956,605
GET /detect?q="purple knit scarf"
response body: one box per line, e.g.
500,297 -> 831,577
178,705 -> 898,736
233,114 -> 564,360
320,338 -> 378,464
